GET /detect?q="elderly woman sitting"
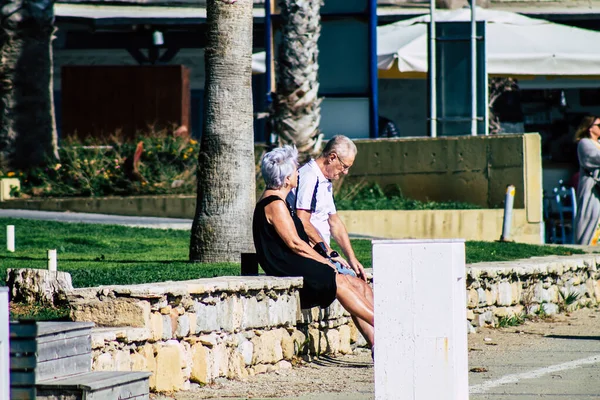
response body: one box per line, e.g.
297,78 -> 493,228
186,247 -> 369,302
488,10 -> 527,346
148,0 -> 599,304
252,146 -> 374,352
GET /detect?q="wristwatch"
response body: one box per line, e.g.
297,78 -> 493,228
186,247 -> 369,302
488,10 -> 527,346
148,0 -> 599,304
329,250 -> 339,258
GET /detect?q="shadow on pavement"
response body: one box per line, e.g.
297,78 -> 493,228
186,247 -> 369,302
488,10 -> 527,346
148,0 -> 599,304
546,334 -> 600,341
310,355 -> 373,369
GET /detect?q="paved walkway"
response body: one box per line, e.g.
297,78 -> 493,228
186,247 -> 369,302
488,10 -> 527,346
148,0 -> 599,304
0,209 -> 193,230
0,209 -> 382,239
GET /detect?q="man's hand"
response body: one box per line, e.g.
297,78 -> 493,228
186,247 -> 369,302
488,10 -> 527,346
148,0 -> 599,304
348,257 -> 367,281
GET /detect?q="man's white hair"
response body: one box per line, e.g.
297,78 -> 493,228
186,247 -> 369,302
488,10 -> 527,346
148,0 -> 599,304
321,135 -> 357,159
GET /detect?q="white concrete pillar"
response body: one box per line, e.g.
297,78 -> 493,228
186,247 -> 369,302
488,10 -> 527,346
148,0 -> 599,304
47,249 -> 57,272
373,239 -> 468,400
6,225 -> 14,252
0,287 -> 9,400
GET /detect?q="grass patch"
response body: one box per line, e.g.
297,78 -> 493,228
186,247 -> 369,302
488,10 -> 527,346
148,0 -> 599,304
465,241 -> 584,263
10,302 -> 71,321
0,217 -> 238,288
0,218 -> 586,288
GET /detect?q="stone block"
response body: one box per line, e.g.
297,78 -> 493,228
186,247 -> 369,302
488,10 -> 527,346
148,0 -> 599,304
150,312 -> 163,341
242,296 -> 270,330
71,298 -> 150,328
277,360 -> 293,371
170,309 -> 179,336
160,305 -> 172,315
212,343 -> 229,378
493,307 -> 510,318
253,364 -> 269,375
280,330 -> 295,360
476,288 -> 486,306
130,352 -> 147,372
238,340 -> 254,365
252,329 -> 283,364
497,282 -> 512,306
94,352 -> 114,371
467,289 -> 478,308
476,311 -> 493,327
155,345 -> 185,392
116,327 -> 150,342
197,333 -> 218,347
511,282 -> 521,305
195,301 -> 219,333
485,287 -> 497,306
140,344 -> 157,389
115,350 -> 132,371
291,330 -> 307,354
92,329 -> 116,349
307,328 -> 328,355
219,295 -> 243,332
325,329 -> 341,354
338,325 -> 352,354
188,313 -> 197,335
466,310 -> 475,321
227,349 -> 249,380
542,303 -> 559,315
348,319 -> 359,343
190,344 -> 210,385
175,314 -> 190,338
162,315 -> 173,340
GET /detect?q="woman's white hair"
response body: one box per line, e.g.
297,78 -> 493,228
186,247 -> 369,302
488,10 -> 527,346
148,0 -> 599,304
260,145 -> 299,189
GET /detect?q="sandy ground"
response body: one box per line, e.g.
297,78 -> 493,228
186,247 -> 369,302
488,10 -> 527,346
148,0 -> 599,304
151,307 -> 600,400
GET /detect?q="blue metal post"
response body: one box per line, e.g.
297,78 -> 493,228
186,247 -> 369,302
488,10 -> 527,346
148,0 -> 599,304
264,0 -> 274,144
265,0 -> 273,105
369,0 -> 378,139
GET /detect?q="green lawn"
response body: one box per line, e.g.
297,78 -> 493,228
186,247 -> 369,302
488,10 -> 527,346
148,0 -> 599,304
0,218 -> 238,288
0,217 -> 586,289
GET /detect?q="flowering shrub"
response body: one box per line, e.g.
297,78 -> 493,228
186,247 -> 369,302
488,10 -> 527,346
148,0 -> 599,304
6,130 -> 200,198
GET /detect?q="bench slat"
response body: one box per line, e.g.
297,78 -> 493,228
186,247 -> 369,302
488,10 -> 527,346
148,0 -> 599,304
37,335 -> 91,362
36,353 -> 91,381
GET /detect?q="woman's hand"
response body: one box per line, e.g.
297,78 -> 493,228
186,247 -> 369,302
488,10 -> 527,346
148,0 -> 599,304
331,255 -> 350,269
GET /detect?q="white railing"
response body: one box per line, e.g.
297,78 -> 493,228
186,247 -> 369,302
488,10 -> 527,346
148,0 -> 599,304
0,287 -> 9,400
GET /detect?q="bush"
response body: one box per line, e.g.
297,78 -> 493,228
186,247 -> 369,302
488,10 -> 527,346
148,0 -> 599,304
335,181 -> 480,211
10,129 -> 199,198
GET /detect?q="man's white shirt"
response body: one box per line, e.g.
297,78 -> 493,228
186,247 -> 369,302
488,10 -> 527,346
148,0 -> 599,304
287,159 -> 336,245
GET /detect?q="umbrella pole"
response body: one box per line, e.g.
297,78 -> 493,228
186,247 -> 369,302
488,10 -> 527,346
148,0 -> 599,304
470,1 -> 477,136
429,0 -> 437,138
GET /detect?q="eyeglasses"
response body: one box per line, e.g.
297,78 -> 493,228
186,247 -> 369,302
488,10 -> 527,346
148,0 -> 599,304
592,123 -> 600,128
335,153 -> 351,171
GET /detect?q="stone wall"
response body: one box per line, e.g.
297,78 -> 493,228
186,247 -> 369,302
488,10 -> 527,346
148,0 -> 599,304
466,255 -> 600,329
10,254 -> 600,392
65,276 -> 367,392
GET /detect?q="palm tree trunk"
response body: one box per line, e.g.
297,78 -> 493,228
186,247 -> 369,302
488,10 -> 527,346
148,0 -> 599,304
272,0 -> 323,160
0,0 -> 58,171
189,0 -> 255,263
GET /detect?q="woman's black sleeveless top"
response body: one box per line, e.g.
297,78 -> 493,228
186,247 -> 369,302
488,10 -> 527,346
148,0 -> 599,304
252,195 -> 337,309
